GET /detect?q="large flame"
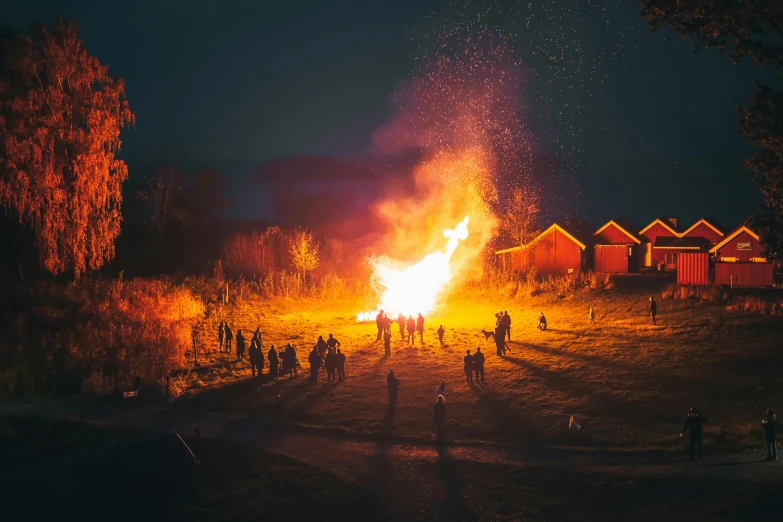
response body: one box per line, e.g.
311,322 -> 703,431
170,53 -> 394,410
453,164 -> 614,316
357,216 -> 469,321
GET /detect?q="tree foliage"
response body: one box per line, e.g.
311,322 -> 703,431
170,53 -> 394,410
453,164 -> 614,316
0,19 -> 134,277
640,0 -> 783,261
134,164 -> 192,234
290,228 -> 319,279
503,186 -> 541,246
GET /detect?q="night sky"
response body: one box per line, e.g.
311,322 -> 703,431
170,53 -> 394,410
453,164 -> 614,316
2,0 -> 771,231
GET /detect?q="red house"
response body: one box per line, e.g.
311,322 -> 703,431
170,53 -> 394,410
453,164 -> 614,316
639,218 -> 679,268
496,222 -> 588,276
710,222 -> 773,287
680,218 -> 724,245
593,219 -> 641,274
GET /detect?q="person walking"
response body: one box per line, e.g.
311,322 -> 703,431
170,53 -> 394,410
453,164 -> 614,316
383,330 -> 391,357
308,347 -> 321,384
235,329 -> 246,360
501,311 -> 511,341
376,310 -> 385,341
387,369 -> 399,414
268,345 -> 279,381
406,316 -> 416,344
589,307 -> 595,325
762,409 -> 778,461
397,313 -> 406,341
680,406 -> 707,460
473,346 -> 485,382
434,395 -> 446,442
218,322 -> 225,353
437,325 -> 445,345
463,349 -> 474,384
225,324 -> 234,353
416,313 -> 425,343
336,348 -> 346,381
325,348 -> 337,383
648,296 -> 657,325
434,382 -> 446,401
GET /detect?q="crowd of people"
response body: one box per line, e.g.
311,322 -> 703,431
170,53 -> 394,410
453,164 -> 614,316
212,296 -> 777,460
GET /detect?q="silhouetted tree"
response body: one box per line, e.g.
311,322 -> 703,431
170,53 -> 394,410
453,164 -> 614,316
640,0 -> 783,262
503,186 -> 541,246
0,18 -> 134,277
135,165 -> 192,234
290,228 -> 319,281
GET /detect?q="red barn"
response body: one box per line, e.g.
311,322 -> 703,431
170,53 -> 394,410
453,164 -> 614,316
495,223 -> 587,275
710,222 -> 773,287
680,218 -> 724,245
638,218 -> 679,268
593,219 -> 641,273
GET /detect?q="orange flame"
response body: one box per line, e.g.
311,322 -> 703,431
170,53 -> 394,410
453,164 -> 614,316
357,216 -> 470,321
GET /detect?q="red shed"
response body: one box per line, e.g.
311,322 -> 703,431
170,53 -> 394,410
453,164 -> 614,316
593,219 -> 641,274
710,223 -> 773,287
652,236 -> 711,270
677,252 -> 710,285
639,218 -> 679,268
496,223 -> 587,276
680,218 -> 724,245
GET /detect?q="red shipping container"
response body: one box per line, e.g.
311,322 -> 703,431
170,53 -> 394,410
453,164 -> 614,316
595,245 -> 629,274
715,262 -> 773,287
677,252 -> 710,285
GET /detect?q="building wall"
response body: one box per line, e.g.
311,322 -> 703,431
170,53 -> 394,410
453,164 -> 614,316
683,222 -> 722,244
716,230 -> 765,261
595,224 -> 636,245
716,262 -> 773,287
594,245 -> 629,273
527,228 -> 583,275
677,252 -> 710,285
640,222 -> 677,266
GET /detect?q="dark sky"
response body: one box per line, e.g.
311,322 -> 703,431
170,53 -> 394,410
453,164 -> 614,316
2,0 -> 770,231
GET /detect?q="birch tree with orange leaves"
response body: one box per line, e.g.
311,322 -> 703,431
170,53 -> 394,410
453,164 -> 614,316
0,18 -> 134,277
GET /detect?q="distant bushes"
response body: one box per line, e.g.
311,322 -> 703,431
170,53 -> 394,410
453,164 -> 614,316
662,283 -> 783,315
0,277 -> 204,398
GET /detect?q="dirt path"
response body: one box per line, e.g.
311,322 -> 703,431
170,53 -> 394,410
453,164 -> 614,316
1,399 -> 779,521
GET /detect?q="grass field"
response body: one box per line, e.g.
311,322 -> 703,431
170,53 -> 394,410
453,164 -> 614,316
182,274 -> 783,453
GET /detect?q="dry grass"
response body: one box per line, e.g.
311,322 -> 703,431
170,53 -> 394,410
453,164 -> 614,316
184,276 -> 783,452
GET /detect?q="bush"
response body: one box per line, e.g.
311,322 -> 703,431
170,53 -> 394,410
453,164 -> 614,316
0,277 -> 204,398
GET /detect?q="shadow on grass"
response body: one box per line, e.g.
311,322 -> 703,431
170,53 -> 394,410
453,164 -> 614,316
436,444 -> 478,521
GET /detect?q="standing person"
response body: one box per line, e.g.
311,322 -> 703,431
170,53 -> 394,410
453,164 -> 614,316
494,311 -> 504,327
589,307 -> 595,325
384,314 -> 393,335
437,325 -> 445,345
463,349 -> 474,384
316,335 -> 328,363
225,324 -> 234,353
383,330 -> 391,357
494,329 -> 506,356
285,343 -> 298,378
248,340 -> 260,377
648,296 -> 657,325
537,312 -> 547,331
308,346 -> 321,384
387,369 -> 399,414
434,395 -> 446,442
376,310 -> 385,341
327,333 -> 341,353
406,316 -> 416,344
397,313 -> 406,341
501,311 -> 511,341
762,409 -> 778,461
235,329 -> 246,361
218,322 -> 225,353
416,313 -> 425,343
253,327 -> 263,349
680,407 -> 707,460
473,346 -> 485,383
268,345 -> 279,381
325,348 -> 338,383
336,348 -> 346,381
434,382 -> 446,401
